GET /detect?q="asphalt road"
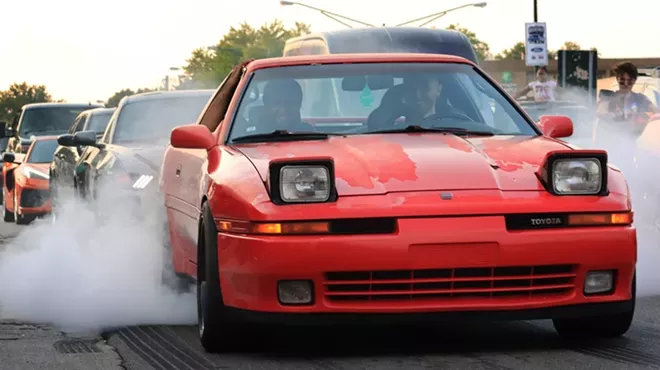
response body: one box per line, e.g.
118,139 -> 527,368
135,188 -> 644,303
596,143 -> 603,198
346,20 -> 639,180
2,220 -> 660,370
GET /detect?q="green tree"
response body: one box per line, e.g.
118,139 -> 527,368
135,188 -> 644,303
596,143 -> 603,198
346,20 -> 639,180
0,82 -> 52,122
106,87 -> 155,108
445,24 -> 491,61
495,42 -> 525,60
562,41 -> 581,50
182,20 -> 311,88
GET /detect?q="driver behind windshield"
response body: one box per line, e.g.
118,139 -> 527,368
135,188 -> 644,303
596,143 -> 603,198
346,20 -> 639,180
402,75 -> 443,121
260,78 -> 314,132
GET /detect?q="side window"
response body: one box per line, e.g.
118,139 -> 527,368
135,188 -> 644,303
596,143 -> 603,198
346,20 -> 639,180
200,61 -> 249,132
69,114 -> 85,134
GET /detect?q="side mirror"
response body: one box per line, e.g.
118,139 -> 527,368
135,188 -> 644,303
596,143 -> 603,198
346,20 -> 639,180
2,152 -> 15,163
171,124 -> 214,150
57,134 -> 76,147
538,115 -> 574,138
73,130 -> 102,148
599,89 -> 615,100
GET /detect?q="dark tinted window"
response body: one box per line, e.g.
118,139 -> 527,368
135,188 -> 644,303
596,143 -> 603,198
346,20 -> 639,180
26,140 -> 59,163
87,112 -> 113,133
19,107 -> 90,137
113,95 -> 211,143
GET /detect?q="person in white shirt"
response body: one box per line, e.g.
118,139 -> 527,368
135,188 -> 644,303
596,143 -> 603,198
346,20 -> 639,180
515,66 -> 559,102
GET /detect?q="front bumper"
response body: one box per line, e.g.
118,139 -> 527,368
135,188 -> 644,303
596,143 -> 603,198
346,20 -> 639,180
216,216 -> 636,317
16,181 -> 51,216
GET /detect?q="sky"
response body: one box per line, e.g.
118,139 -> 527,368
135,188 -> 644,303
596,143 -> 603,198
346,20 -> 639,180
1,0 -> 659,103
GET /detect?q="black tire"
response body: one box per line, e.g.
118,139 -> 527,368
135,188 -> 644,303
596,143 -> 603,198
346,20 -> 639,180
197,201 -> 247,353
553,273 -> 636,339
3,189 -> 13,222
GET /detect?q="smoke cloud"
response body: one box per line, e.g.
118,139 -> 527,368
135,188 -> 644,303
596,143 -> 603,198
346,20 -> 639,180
0,177 -> 196,332
558,86 -> 660,297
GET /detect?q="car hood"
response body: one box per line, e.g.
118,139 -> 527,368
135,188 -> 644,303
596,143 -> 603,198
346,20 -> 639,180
234,134 -> 573,196
110,143 -> 167,173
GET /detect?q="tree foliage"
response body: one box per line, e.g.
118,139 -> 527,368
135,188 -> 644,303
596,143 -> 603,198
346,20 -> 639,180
182,20 -> 311,89
0,82 -> 52,122
445,24 -> 490,61
106,87 -> 156,108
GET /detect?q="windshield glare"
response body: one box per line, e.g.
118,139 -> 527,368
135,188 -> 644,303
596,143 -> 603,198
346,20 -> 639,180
229,62 -> 537,142
87,112 -> 113,133
26,139 -> 58,163
19,107 -> 89,137
112,95 -> 211,143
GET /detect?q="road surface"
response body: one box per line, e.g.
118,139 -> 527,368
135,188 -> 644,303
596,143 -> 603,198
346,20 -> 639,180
2,221 -> 660,370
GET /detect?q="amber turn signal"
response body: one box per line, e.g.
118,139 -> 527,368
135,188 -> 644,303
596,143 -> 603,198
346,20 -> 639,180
215,219 -> 330,234
567,212 -> 633,226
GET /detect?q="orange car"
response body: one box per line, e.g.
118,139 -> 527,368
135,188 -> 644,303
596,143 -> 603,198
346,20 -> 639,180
2,136 -> 58,224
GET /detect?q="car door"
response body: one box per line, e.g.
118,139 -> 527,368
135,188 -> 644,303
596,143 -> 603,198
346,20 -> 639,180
163,70 -> 242,272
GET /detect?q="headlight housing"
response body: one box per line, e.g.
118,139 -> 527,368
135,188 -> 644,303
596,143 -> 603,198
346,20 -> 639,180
538,150 -> 608,196
269,160 -> 336,204
20,166 -> 49,180
553,159 -> 602,194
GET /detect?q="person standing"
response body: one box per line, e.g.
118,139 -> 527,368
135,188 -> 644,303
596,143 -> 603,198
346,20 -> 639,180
515,66 -> 558,102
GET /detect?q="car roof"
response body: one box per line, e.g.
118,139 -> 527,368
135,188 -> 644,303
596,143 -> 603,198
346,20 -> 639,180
21,102 -> 103,110
86,107 -> 115,115
122,89 -> 215,104
285,27 -> 478,63
248,53 -> 473,72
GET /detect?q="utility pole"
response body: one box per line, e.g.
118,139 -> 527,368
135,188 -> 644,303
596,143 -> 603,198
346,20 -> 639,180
533,0 -> 538,22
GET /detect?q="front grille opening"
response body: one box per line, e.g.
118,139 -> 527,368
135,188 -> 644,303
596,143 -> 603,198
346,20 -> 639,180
324,264 -> 577,303
330,218 -> 396,234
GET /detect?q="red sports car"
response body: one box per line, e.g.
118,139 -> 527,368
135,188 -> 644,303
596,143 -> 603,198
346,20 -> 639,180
161,53 -> 636,352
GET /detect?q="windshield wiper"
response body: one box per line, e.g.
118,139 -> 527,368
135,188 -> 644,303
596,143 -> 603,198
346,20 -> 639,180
371,125 -> 494,136
231,130 -> 343,144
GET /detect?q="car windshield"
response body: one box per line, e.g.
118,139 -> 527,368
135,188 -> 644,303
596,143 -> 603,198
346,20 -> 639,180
19,106 -> 90,137
87,112 -> 113,133
112,95 -> 211,143
229,62 -> 537,142
26,139 -> 58,163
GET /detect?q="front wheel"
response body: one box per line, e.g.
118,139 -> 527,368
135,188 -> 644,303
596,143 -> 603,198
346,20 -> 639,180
197,201 -> 248,353
553,273 -> 635,339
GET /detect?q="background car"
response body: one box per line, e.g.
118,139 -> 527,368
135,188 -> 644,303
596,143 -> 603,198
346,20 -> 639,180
55,90 -> 213,217
50,107 -> 115,206
4,102 -> 102,155
2,136 -> 58,224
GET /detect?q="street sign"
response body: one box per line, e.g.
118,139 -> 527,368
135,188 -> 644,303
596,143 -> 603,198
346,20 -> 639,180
501,71 -> 513,84
524,22 -> 548,66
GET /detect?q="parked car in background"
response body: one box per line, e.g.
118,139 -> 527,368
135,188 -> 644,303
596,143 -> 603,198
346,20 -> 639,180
2,136 -> 58,224
5,102 -> 102,155
52,90 -> 213,221
49,107 -> 115,204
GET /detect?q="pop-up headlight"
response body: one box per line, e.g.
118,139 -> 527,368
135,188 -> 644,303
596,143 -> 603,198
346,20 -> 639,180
538,150 -> 608,195
269,160 -> 337,205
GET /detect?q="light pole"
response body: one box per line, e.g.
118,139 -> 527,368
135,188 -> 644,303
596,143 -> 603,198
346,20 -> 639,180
395,2 -> 487,27
279,1 -> 375,28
